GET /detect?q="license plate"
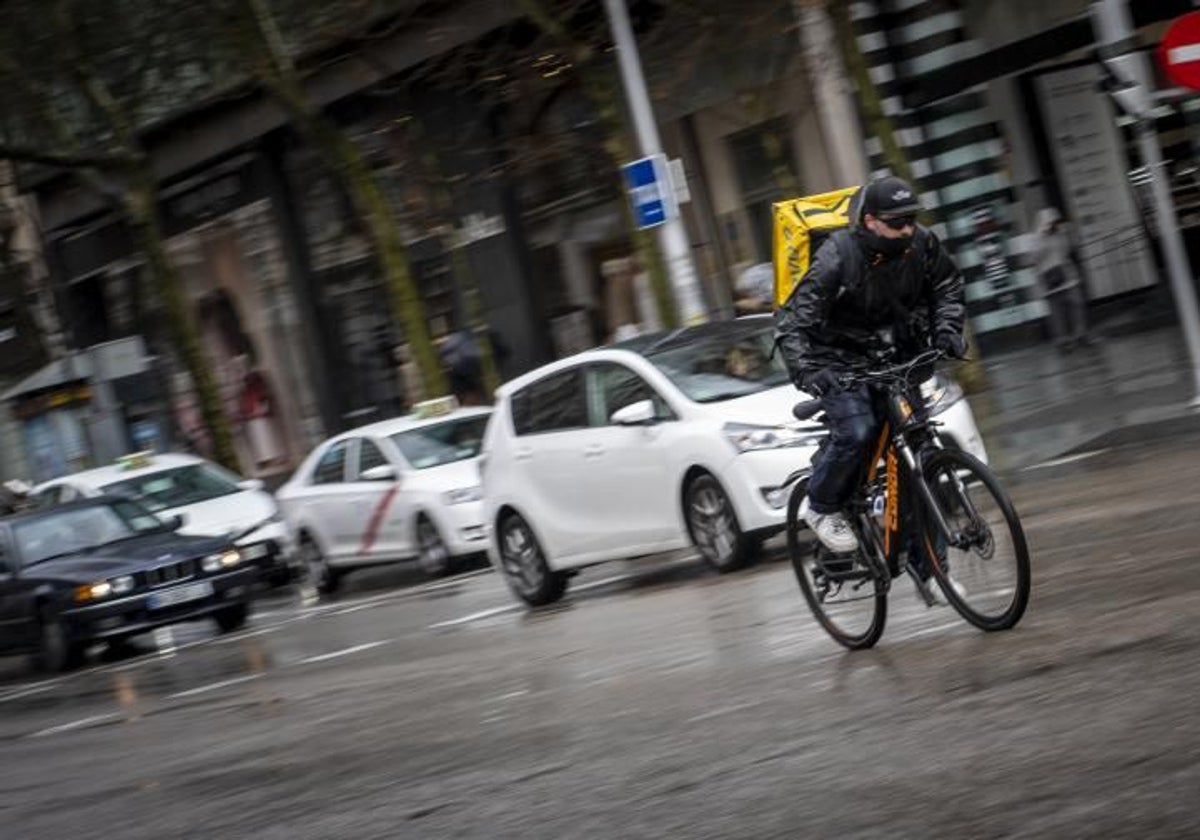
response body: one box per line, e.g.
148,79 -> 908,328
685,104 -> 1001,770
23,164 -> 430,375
147,580 -> 214,610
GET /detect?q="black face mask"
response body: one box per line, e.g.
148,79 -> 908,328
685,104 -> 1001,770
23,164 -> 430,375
861,227 -> 912,258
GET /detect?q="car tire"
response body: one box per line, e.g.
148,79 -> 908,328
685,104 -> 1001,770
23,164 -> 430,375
300,535 -> 341,596
37,606 -> 82,673
497,513 -> 568,607
685,474 -> 751,573
416,515 -> 452,577
213,601 -> 250,634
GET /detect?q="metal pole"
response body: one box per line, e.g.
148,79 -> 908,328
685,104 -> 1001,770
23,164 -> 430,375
1093,0 -> 1200,407
602,0 -> 707,324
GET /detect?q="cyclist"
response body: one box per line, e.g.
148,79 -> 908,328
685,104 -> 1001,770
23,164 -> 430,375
774,176 -> 967,555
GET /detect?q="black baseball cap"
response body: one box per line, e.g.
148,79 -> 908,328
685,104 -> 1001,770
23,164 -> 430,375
863,176 -> 921,218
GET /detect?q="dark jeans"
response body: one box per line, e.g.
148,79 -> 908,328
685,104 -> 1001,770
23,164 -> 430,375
807,385 -> 885,515
1045,285 -> 1089,346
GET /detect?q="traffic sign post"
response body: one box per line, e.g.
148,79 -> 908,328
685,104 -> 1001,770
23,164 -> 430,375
1159,11 -> 1200,90
622,155 -> 678,230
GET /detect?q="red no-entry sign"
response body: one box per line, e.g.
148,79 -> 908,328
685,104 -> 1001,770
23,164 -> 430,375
1160,11 -> 1200,91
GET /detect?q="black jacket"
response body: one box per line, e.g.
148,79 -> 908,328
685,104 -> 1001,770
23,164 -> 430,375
774,223 -> 965,384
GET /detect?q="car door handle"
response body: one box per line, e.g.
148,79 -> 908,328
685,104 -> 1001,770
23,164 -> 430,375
515,447 -> 534,462
584,444 -> 606,459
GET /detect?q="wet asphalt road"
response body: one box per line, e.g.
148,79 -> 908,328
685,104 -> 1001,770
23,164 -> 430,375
2,431 -> 1200,839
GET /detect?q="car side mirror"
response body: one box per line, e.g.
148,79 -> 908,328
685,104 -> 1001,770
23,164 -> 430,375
611,399 -> 657,426
163,513 -> 186,531
360,465 -> 398,482
238,478 -> 265,492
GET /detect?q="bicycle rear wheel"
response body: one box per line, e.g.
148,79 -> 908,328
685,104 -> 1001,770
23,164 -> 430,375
787,482 -> 886,649
921,450 -> 1030,631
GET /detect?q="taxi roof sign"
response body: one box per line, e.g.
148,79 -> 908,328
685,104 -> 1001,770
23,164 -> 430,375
411,396 -> 458,420
116,451 -> 155,471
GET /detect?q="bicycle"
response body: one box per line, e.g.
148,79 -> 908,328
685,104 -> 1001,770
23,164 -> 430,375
784,348 -> 1031,649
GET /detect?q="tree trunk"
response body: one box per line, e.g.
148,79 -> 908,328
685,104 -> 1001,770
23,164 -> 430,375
125,179 -> 242,472
235,0 -> 447,399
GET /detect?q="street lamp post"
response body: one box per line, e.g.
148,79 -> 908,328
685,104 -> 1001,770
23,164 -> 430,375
602,0 -> 707,325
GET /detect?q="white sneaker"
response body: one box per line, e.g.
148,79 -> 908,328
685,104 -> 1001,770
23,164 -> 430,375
799,497 -> 859,553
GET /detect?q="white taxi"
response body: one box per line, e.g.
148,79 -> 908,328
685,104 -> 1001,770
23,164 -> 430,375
275,400 -> 491,595
31,452 -> 298,583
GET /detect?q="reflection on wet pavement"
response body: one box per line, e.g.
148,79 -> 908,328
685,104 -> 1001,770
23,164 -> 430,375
979,326 -> 1199,468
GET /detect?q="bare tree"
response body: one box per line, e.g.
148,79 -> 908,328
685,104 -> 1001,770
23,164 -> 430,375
214,0 -> 449,398
0,0 -> 242,471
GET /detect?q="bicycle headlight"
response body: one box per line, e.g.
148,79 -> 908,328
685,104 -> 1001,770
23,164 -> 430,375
921,374 -> 964,416
723,422 -> 825,454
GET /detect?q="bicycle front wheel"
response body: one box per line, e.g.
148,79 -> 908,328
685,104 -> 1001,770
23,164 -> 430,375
787,482 -> 887,650
921,450 -> 1031,631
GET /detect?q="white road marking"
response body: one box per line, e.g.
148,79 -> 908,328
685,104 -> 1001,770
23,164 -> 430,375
0,679 -> 61,704
889,621 -> 961,641
429,605 -> 518,629
1022,448 -> 1109,471
167,674 -> 261,700
153,627 -> 177,657
297,640 -> 390,665
28,713 -> 121,739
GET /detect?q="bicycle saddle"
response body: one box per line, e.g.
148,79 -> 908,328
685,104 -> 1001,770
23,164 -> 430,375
793,400 -> 822,421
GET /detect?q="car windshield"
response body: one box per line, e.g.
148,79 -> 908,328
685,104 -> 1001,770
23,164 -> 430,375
100,463 -> 242,512
390,415 -> 489,470
15,500 -> 165,566
641,321 -> 790,403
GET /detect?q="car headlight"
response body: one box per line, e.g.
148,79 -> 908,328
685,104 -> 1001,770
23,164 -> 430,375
443,486 -> 482,505
73,580 -> 113,603
920,374 -> 965,416
110,575 -> 136,596
202,549 -> 242,572
723,422 -> 826,454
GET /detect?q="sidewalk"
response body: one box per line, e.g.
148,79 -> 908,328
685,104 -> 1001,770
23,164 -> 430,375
971,321 -> 1200,473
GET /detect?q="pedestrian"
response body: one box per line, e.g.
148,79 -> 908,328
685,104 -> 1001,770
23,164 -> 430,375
1033,208 -> 1093,351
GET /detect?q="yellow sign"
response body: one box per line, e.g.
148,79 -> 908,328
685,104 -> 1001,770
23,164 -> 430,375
412,396 -> 458,420
117,451 -> 155,471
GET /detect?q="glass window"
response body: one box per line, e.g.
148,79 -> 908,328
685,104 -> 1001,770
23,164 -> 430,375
390,415 -> 489,470
102,464 -> 241,513
511,369 -> 588,436
590,364 -> 672,425
356,438 -> 390,478
312,441 -> 349,485
642,320 -> 790,403
15,500 -> 163,566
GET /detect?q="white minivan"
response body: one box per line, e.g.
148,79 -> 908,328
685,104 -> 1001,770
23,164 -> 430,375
480,316 -> 988,606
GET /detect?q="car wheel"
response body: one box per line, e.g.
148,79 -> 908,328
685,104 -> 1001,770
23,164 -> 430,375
300,535 -> 341,596
416,515 -> 452,577
685,474 -> 750,573
37,607 -> 82,673
213,601 -> 250,633
498,513 -> 568,606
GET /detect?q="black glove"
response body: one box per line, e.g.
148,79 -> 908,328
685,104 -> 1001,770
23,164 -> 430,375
800,369 -> 842,397
936,332 -> 968,359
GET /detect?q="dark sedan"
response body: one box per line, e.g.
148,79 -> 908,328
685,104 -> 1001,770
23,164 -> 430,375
0,496 -> 258,670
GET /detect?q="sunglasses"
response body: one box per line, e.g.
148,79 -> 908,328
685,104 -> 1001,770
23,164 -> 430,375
878,214 -> 917,231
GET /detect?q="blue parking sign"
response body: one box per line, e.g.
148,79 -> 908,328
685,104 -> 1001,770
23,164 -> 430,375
622,155 -> 675,230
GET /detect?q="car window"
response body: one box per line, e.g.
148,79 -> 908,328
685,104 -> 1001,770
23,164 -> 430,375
101,464 -> 241,513
356,438 -> 390,478
511,368 -> 588,436
312,441 -> 350,485
589,363 -> 673,426
643,321 -> 789,403
390,415 -> 489,470
14,500 -> 163,566
58,485 -> 81,503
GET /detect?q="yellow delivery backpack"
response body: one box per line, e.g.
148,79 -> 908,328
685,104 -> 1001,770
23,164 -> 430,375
772,186 -> 860,310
